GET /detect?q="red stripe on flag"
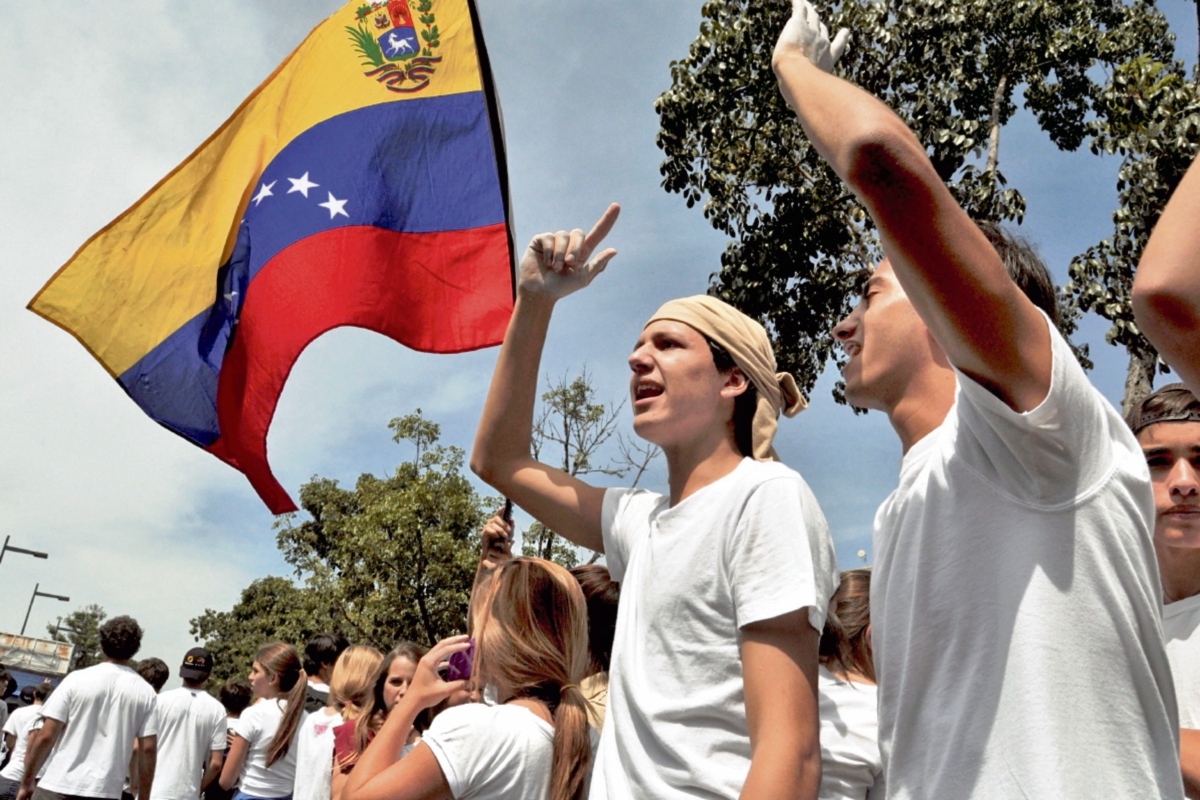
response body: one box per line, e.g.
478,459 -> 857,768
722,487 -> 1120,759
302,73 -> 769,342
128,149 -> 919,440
206,223 -> 513,513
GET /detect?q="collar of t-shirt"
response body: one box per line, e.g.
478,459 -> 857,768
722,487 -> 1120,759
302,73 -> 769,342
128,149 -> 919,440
308,680 -> 330,691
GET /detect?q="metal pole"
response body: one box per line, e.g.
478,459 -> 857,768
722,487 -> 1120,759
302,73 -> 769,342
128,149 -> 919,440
0,535 -> 8,567
21,583 -> 39,636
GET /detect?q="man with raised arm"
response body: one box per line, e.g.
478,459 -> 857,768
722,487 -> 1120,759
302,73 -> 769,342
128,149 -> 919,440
470,206 -> 837,799
771,2 -> 1182,797
1133,156 -> 1200,393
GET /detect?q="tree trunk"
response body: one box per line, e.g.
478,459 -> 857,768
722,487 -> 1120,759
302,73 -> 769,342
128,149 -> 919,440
1122,348 -> 1158,417
986,74 -> 1009,174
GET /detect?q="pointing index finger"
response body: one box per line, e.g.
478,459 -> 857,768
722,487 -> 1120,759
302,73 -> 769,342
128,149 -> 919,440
583,203 -> 621,253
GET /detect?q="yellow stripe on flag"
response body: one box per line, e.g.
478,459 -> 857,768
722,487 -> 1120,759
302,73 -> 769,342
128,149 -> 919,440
30,0 -> 484,378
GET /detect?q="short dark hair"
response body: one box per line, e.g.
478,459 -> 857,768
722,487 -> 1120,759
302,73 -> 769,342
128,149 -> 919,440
304,633 -> 350,675
219,679 -> 253,716
99,616 -> 143,661
136,657 -> 169,692
569,565 -> 620,674
707,338 -> 758,458
1125,383 -> 1200,435
32,681 -> 52,703
977,221 -> 1059,327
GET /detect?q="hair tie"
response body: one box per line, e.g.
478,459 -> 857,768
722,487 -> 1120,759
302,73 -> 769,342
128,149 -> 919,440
559,683 -> 579,697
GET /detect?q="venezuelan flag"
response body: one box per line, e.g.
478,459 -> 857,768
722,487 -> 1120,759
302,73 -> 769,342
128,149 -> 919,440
28,0 -> 514,514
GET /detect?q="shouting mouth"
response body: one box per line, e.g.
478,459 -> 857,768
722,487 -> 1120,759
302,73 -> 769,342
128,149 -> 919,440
634,381 -> 664,406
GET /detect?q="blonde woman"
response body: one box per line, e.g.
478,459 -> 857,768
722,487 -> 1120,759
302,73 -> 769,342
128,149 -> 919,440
294,645 -> 381,800
344,558 -> 593,800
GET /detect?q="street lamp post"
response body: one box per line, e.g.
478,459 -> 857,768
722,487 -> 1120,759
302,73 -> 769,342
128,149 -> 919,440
0,535 -> 49,569
21,584 -> 70,636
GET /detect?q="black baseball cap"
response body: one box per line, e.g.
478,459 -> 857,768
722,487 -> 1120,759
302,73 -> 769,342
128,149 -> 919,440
179,647 -> 214,681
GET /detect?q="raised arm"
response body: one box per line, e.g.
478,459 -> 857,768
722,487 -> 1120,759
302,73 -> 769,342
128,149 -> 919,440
1133,157 -> 1200,393
772,1 -> 1051,411
470,205 -> 620,553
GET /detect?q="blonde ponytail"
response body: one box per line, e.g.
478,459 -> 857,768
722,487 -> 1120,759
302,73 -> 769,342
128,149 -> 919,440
551,683 -> 592,800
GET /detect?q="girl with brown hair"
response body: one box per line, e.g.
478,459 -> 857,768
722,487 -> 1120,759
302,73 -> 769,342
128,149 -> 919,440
294,645 -> 382,800
344,557 -> 593,800
817,568 -> 881,800
219,643 -> 308,799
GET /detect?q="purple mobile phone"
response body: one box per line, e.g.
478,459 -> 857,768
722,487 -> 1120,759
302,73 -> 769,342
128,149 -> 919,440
444,638 -> 474,682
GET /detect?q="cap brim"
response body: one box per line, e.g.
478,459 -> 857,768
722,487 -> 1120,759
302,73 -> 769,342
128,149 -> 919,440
179,667 -> 211,681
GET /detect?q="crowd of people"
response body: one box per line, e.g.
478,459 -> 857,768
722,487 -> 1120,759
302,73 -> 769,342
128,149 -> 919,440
6,0 -> 1200,797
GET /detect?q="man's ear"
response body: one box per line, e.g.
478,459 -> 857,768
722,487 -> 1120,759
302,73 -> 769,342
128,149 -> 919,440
720,366 -> 752,399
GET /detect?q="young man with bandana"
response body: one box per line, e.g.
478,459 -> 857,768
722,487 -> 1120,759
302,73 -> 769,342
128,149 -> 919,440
471,205 -> 838,799
771,1 -> 1181,797
1127,384 -> 1200,797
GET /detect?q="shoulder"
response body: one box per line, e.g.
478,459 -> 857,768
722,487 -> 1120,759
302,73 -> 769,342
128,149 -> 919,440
604,487 -> 665,521
428,703 -> 548,741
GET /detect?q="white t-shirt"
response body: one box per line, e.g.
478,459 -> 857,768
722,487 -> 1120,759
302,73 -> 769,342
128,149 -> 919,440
38,662 -> 159,799
149,687 -> 228,800
872,318 -> 1182,799
232,698 -> 304,797
817,667 -> 880,800
1165,593 -> 1200,729
1,705 -> 42,782
292,709 -> 342,800
423,703 -> 561,800
591,458 -> 838,800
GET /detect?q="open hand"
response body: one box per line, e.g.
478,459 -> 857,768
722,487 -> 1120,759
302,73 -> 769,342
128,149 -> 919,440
774,0 -> 850,72
518,204 -> 620,301
405,635 -> 473,711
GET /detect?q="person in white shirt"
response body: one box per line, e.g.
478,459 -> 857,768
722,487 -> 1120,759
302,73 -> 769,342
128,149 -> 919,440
816,569 -> 880,800
469,205 -> 837,799
20,615 -> 159,800
303,635 -> 349,715
1126,384 -> 1200,796
148,648 -> 227,800
772,3 -> 1182,797
344,557 -> 593,800
0,682 -> 52,800
294,645 -> 381,800
218,643 -> 308,800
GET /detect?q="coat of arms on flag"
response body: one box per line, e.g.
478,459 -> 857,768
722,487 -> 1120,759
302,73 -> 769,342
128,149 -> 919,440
28,0 -> 514,514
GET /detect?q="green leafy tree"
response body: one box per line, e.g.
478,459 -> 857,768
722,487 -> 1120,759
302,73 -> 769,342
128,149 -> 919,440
47,604 -> 106,672
189,577 -> 337,688
1067,54 -> 1200,411
524,371 -> 659,567
656,0 -> 1174,400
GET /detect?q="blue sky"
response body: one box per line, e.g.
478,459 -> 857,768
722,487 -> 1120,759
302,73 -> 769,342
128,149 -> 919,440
2,0 -> 1198,680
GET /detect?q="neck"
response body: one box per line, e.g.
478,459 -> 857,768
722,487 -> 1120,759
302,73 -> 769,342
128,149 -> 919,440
885,367 -> 956,454
104,657 -> 132,667
1158,542 -> 1200,604
183,679 -> 207,690
662,430 -> 746,506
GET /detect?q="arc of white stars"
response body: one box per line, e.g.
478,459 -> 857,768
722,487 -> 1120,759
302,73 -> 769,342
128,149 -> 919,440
252,180 -> 275,206
319,192 -> 349,220
287,172 -> 319,197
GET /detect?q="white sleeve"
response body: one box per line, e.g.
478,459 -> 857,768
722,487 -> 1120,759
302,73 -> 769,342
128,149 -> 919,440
953,312 -> 1119,509
39,676 -> 74,724
600,488 -> 658,583
727,476 -> 838,633
1,709 -> 15,736
211,713 -> 229,751
420,704 -> 503,797
231,707 -> 260,743
138,695 -> 159,738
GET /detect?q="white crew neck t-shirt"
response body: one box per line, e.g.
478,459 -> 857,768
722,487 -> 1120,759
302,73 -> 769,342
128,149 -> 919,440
232,698 -> 304,797
149,687 -> 228,800
292,708 -> 343,800
591,458 -> 838,800
1164,593 -> 1200,729
38,662 -> 159,799
423,702 -> 593,800
872,318 -> 1181,799
1,705 -> 42,782
817,667 -> 880,800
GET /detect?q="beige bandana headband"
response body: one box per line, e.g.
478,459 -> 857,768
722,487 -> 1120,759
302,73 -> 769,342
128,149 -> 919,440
645,295 -> 807,461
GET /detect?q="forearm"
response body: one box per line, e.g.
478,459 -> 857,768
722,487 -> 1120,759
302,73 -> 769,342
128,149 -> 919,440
137,749 -> 156,800
201,753 -> 223,791
740,740 -> 821,800
20,732 -> 54,791
1183,728 -> 1200,798
343,694 -> 422,800
1133,157 -> 1200,393
470,293 -> 555,485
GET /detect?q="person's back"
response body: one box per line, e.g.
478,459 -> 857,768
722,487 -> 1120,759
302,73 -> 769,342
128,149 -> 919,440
150,648 -> 226,800
421,703 -> 557,800
37,661 -> 158,798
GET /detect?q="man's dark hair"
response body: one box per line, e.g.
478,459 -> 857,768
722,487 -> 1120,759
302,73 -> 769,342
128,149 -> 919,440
569,565 -> 620,674
977,221 -> 1059,327
98,615 -> 143,661
135,657 -> 169,692
219,679 -> 253,717
1125,383 -> 1200,435
707,338 -> 757,458
303,633 -> 350,675
32,681 -> 52,703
